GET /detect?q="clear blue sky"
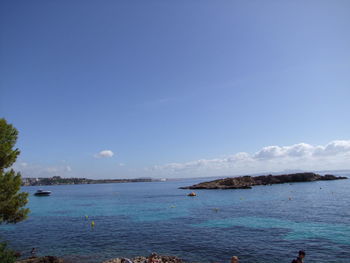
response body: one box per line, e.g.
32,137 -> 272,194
1,0 -> 350,178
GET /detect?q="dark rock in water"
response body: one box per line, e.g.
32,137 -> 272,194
103,254 -> 183,263
16,256 -> 65,263
179,172 -> 347,190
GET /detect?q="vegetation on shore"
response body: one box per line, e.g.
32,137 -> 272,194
0,242 -> 18,263
0,118 -> 30,263
0,119 -> 29,223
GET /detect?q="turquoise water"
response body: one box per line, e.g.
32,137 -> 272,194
1,177 -> 350,263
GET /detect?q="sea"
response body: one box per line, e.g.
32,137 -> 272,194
1,175 -> 350,263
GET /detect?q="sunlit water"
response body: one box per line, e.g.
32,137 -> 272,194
1,176 -> 350,263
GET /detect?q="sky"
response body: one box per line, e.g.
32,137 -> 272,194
1,0 -> 350,179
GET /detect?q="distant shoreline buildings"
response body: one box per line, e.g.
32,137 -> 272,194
21,176 -> 164,186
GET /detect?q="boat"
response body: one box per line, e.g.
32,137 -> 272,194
187,192 -> 197,197
34,189 -> 51,196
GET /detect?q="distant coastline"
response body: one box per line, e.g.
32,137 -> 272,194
22,176 -> 164,186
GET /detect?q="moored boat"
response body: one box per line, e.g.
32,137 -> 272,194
34,189 -> 51,196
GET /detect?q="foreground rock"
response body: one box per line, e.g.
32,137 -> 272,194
16,256 -> 65,263
16,255 -> 182,263
179,172 -> 347,190
103,254 -> 182,263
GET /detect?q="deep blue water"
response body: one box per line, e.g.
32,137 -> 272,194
1,176 -> 350,263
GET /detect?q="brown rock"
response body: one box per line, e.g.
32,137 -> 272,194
102,254 -> 182,263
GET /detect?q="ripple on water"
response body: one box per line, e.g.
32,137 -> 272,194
194,216 -> 350,245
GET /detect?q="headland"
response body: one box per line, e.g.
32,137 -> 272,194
179,172 -> 347,190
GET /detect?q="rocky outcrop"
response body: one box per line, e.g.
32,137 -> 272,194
17,255 -> 182,263
103,254 -> 182,263
179,172 -> 347,190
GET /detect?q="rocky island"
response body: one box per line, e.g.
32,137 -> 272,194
179,172 -> 347,190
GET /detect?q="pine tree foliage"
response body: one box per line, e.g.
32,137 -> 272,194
0,118 -> 29,224
0,242 -> 17,263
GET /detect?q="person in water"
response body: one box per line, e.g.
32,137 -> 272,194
231,256 -> 239,263
30,248 -> 36,258
291,250 -> 306,263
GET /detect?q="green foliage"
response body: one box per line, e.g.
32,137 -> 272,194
0,118 -> 29,224
0,242 -> 17,263
0,169 -> 30,223
0,119 -> 20,170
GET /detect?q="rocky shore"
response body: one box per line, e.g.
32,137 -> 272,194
179,172 -> 347,190
15,254 -> 183,263
103,254 -> 182,263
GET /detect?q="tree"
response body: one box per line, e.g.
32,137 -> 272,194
0,118 -> 29,224
0,242 -> 17,263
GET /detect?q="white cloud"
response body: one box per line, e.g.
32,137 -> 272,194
254,143 -> 315,159
94,150 -> 114,158
314,140 -> 350,156
152,140 -> 350,177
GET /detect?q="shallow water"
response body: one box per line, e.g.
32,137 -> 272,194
1,176 -> 350,263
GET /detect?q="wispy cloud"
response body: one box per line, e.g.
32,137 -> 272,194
152,140 -> 350,177
94,150 -> 114,158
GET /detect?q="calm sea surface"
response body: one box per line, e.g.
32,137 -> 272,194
1,176 -> 350,263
